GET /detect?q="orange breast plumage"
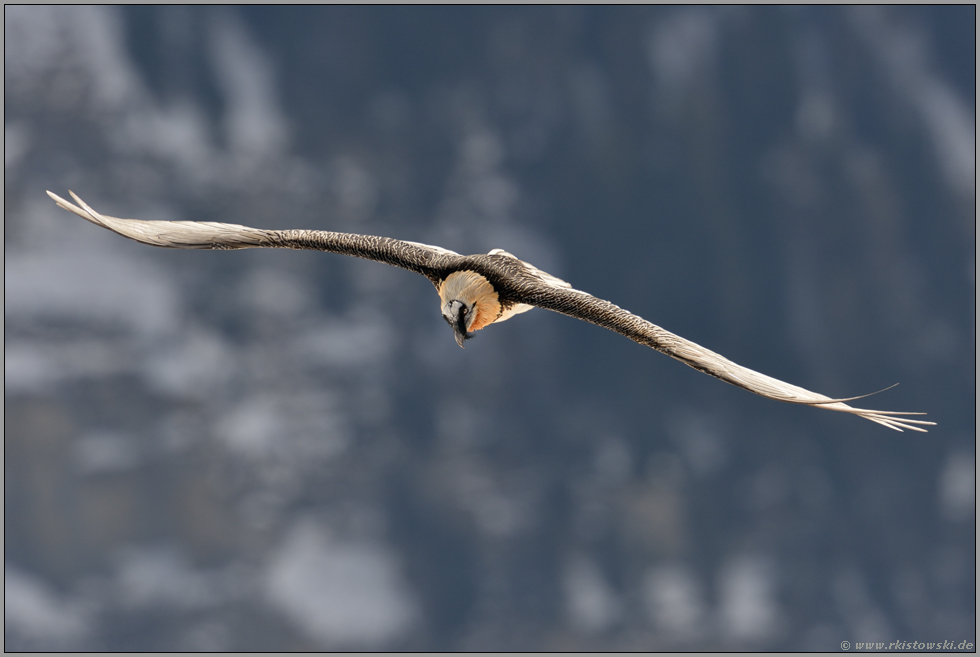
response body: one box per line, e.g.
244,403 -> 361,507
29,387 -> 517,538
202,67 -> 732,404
439,271 -> 501,331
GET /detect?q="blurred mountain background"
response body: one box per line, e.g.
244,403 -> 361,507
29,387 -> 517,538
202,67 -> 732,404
4,6 -> 974,651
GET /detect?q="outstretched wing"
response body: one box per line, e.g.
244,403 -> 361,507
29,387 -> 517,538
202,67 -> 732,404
522,284 -> 934,432
47,191 -> 461,284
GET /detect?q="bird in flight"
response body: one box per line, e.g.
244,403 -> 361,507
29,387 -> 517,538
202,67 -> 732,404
47,191 -> 933,432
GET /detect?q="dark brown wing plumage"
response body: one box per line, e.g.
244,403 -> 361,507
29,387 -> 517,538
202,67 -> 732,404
517,281 -> 934,432
48,191 -> 933,432
46,191 -> 462,286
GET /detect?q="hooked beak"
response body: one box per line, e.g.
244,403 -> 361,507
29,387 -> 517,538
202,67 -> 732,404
454,329 -> 467,349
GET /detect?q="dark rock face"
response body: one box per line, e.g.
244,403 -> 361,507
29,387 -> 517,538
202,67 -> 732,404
4,5 -> 974,651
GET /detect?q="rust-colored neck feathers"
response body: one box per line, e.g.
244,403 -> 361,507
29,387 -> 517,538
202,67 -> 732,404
439,271 -> 501,331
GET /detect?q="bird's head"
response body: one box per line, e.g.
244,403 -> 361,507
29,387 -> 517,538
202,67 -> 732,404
438,270 -> 502,349
442,298 -> 476,348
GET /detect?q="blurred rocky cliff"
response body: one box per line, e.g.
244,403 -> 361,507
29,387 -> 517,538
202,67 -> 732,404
5,6 -> 974,650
